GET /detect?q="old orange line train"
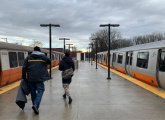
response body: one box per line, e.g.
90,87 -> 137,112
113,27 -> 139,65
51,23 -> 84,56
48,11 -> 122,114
97,40 -> 165,89
0,42 -> 64,87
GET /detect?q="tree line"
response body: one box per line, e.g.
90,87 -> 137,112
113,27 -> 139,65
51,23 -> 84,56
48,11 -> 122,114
89,28 -> 165,52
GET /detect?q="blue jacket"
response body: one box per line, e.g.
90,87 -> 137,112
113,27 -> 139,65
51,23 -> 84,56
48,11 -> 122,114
22,51 -> 51,82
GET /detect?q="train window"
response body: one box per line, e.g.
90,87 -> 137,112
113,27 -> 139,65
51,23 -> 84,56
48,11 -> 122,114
54,54 -> 57,60
59,55 -> 61,61
9,52 -> 18,68
47,53 -> 50,58
52,54 -> 54,60
130,53 -> 133,65
57,55 -> 59,60
101,55 -> 103,61
18,52 -> 25,66
136,52 -> 149,69
159,51 -> 165,72
117,53 -> 123,64
126,53 -> 129,65
126,52 -> 133,65
56,54 -> 58,60
112,53 -> 116,62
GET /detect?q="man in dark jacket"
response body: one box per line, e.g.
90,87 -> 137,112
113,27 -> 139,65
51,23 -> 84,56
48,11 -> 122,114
22,46 -> 50,114
59,51 -> 75,104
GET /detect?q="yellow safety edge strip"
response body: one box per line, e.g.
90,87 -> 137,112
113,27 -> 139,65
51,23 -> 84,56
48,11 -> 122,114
98,63 -> 165,99
0,81 -> 21,94
0,66 -> 59,94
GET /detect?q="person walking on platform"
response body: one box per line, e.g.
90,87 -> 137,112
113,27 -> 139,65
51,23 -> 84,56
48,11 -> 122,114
22,46 -> 50,115
59,51 -> 75,104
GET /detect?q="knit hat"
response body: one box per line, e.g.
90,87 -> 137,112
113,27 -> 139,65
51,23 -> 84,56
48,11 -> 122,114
65,50 -> 70,57
34,46 -> 41,52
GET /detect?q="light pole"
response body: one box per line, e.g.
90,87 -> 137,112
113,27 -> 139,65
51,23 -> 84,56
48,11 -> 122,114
40,23 -> 60,79
88,46 -> 91,63
87,47 -> 89,62
88,47 -> 91,63
89,43 -> 94,65
100,23 -> 120,79
59,38 -> 70,53
66,43 -> 73,52
92,38 -> 98,69
70,46 -> 75,58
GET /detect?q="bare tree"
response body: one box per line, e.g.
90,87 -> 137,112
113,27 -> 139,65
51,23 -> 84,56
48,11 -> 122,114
30,40 -> 43,47
89,28 -> 128,51
89,30 -> 165,52
133,32 -> 165,45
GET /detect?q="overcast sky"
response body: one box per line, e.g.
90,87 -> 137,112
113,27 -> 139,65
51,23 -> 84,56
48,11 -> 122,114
0,0 -> 165,51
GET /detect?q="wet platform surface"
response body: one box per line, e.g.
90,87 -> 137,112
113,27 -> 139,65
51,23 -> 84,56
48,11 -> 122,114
1,61 -> 165,120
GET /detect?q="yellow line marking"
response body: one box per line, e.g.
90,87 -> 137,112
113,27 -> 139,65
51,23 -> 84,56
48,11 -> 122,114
98,63 -> 165,99
0,65 -> 59,94
48,65 -> 59,71
0,81 -> 21,94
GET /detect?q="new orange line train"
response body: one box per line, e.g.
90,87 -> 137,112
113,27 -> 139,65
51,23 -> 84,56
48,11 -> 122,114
97,40 -> 165,89
0,42 -> 64,87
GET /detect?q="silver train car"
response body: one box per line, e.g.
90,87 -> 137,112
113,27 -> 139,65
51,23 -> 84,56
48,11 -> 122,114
0,42 -> 64,87
97,40 -> 165,89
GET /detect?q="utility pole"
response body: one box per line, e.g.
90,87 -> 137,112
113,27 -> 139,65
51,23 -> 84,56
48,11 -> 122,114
59,38 -> 70,53
88,47 -> 90,63
40,23 -> 60,79
87,47 -> 89,62
66,43 -> 73,52
92,38 -> 98,69
89,43 -> 94,65
100,23 -> 120,79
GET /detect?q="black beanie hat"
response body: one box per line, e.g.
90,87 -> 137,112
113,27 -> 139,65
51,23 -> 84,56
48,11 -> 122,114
65,50 -> 70,57
34,46 -> 41,52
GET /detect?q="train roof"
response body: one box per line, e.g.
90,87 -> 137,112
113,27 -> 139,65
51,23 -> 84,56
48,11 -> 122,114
0,41 -> 33,51
0,42 -> 64,54
115,40 -> 165,52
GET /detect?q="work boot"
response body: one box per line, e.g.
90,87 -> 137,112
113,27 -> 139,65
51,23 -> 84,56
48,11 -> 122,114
63,94 -> 66,99
68,96 -> 72,104
32,105 -> 39,115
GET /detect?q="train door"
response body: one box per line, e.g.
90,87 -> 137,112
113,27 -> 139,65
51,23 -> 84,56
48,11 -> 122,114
81,53 -> 84,61
125,51 -> 133,76
109,53 -> 111,67
158,49 -> 165,89
0,51 -> 1,71
112,53 -> 116,68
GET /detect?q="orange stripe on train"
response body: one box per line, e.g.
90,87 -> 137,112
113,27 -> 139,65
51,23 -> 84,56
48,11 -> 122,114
115,66 -> 126,74
0,68 -> 22,86
133,71 -> 159,87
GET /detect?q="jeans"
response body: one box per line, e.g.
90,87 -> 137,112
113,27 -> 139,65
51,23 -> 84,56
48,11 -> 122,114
29,82 -> 45,108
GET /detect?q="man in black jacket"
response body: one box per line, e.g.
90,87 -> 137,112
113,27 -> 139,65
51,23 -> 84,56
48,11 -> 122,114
59,51 -> 75,104
22,46 -> 50,114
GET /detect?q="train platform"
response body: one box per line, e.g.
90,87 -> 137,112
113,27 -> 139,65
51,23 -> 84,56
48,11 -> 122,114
1,61 -> 165,120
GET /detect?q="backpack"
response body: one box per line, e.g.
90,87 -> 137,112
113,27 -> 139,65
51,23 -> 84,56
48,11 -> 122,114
62,68 -> 74,79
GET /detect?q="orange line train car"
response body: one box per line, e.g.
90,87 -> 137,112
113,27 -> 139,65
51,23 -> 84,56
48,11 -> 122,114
97,40 -> 165,89
0,42 -> 64,87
